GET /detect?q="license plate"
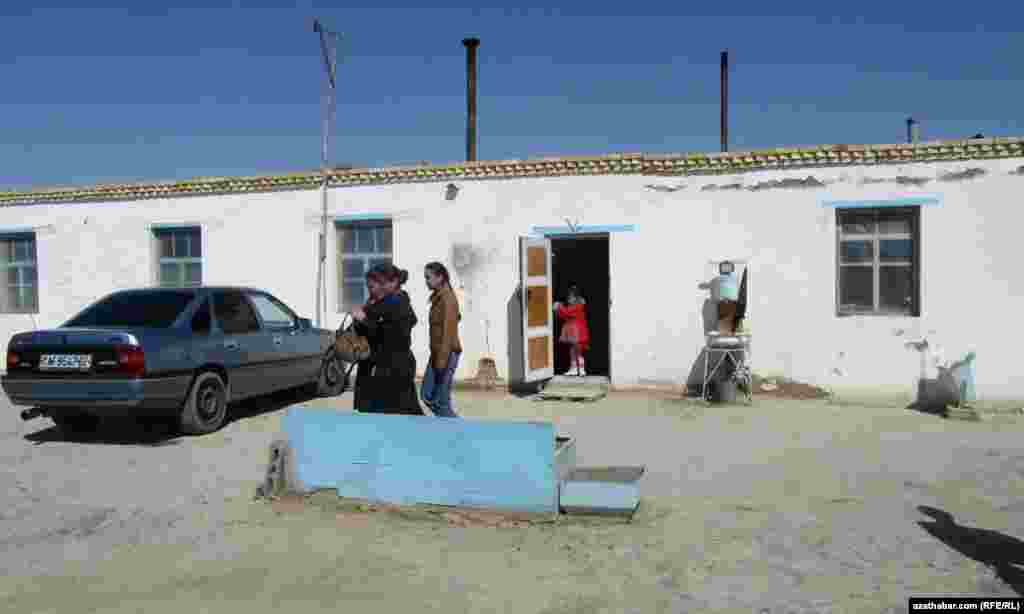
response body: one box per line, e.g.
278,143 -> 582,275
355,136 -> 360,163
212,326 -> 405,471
39,354 -> 93,371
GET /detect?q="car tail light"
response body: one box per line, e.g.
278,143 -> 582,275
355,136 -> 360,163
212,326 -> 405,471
6,351 -> 17,370
115,345 -> 145,376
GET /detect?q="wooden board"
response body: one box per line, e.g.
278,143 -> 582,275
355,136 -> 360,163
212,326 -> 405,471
526,245 -> 548,277
528,336 -> 550,372
526,285 -> 550,327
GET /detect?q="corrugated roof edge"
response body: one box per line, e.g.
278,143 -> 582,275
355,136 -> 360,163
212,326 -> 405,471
2,136 -> 1023,207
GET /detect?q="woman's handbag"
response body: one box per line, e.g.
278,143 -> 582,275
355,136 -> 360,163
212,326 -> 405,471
334,313 -> 372,363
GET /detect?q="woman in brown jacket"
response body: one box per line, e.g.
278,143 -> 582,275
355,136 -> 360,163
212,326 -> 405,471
421,262 -> 462,417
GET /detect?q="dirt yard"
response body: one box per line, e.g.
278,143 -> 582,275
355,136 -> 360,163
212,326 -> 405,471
3,387 -> 1024,613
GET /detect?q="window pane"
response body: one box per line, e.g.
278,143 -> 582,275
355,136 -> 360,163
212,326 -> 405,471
213,291 -> 260,334
7,268 -> 19,286
880,239 -> 913,262
15,286 -> 33,311
342,282 -> 365,307
65,290 -> 198,328
174,233 -> 190,260
375,226 -> 392,254
342,258 -> 365,279
13,240 -> 30,262
840,214 -> 875,235
878,216 -> 911,234
191,299 -> 212,334
840,240 -> 874,264
188,230 -> 201,257
159,235 -> 174,258
25,265 -> 37,286
880,266 -> 914,311
341,228 -> 357,254
185,262 -> 202,286
839,266 -> 874,311
355,228 -> 375,253
249,294 -> 295,327
0,241 -> 10,264
160,263 -> 181,286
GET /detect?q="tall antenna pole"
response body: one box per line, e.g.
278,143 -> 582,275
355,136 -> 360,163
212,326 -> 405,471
312,18 -> 340,328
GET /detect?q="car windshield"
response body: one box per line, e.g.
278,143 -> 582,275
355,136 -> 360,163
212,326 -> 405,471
64,290 -> 198,328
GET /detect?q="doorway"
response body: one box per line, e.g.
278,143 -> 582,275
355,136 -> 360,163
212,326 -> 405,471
550,234 -> 610,378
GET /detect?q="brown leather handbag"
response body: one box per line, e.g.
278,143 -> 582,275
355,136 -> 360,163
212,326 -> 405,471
334,315 -> 372,363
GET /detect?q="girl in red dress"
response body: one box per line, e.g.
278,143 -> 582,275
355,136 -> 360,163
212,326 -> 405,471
554,283 -> 590,376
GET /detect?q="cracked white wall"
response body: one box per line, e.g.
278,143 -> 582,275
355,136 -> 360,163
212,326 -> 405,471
1,157 -> 1022,400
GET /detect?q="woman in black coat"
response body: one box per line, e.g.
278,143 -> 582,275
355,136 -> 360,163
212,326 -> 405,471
350,264 -> 425,415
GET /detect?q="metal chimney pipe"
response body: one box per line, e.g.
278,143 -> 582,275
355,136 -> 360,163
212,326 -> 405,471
720,50 -> 729,153
463,37 -> 480,162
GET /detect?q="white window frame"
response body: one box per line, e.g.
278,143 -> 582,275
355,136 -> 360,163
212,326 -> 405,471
0,232 -> 39,314
336,220 -> 393,312
153,226 -> 203,288
836,206 -> 920,317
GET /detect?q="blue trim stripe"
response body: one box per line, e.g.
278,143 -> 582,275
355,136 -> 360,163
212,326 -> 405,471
820,196 -> 941,208
334,213 -> 392,223
532,224 -> 637,236
0,227 -> 37,239
150,223 -> 201,232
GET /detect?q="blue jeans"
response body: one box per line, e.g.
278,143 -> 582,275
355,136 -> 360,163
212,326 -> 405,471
421,352 -> 460,418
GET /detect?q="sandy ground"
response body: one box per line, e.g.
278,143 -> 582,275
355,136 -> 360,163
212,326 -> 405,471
3,387 -> 1024,613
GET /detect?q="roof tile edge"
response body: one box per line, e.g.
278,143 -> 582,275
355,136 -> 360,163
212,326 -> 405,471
2,138 -> 1023,206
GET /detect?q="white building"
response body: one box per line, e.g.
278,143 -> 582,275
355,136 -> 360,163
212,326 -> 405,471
2,137 -> 1023,403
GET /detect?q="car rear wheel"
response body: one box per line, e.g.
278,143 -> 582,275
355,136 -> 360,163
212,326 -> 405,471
51,412 -> 101,435
180,371 -> 229,435
315,349 -> 348,397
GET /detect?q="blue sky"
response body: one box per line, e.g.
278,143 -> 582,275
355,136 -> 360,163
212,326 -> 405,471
2,0 -> 1021,190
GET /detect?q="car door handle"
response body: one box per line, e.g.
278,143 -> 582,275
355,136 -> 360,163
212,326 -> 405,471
224,341 -> 240,350
272,336 -> 283,346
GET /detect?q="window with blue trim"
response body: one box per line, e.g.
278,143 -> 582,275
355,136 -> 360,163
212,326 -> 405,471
0,233 -> 39,313
154,227 -> 202,288
337,221 -> 392,310
836,207 -> 920,316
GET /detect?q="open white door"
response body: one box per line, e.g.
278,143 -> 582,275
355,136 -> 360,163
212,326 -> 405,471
519,236 -> 554,382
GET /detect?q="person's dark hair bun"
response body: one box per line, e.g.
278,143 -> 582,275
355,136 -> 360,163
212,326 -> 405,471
398,268 -> 409,285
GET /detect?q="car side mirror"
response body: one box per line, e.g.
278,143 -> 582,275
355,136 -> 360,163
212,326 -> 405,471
296,317 -> 312,330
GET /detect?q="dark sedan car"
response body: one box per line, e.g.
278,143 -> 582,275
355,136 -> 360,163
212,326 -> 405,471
2,286 -> 348,434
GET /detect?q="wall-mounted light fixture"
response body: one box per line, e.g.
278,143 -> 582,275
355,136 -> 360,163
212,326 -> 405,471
445,183 -> 460,201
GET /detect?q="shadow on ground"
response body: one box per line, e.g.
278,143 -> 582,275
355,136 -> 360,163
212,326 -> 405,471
917,505 -> 1024,595
23,386 -> 323,447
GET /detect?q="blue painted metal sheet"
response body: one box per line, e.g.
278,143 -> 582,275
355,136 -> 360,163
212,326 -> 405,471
281,407 -> 558,514
150,223 -> 202,232
334,213 -> 392,223
559,466 -> 644,516
0,228 -> 37,239
819,196 -> 941,208
531,224 -> 637,236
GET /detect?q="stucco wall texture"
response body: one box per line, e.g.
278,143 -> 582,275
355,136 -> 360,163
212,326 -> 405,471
2,157 -> 1022,401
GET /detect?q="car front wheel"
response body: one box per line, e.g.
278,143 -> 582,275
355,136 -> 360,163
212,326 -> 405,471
180,371 -> 229,435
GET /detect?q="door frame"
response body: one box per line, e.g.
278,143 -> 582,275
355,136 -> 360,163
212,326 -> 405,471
545,232 -> 613,381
